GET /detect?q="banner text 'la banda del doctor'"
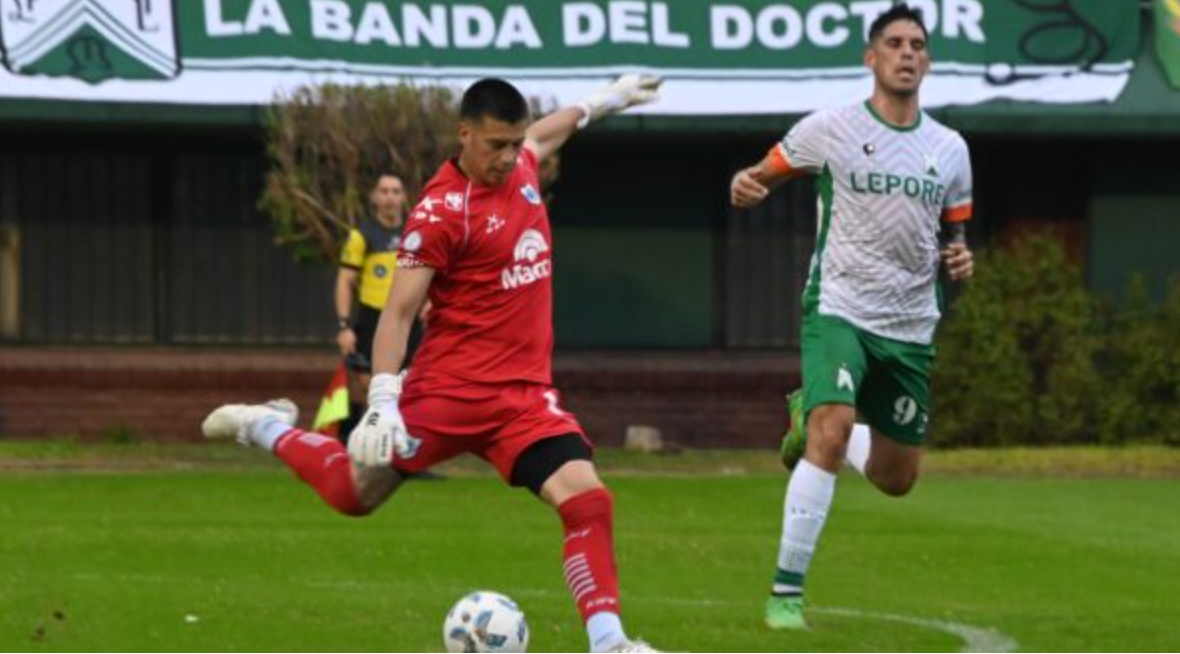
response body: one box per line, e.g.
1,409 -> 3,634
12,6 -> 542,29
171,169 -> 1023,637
0,0 -> 1141,113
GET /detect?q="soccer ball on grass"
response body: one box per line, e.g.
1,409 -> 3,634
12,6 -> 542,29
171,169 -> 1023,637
443,591 -> 529,653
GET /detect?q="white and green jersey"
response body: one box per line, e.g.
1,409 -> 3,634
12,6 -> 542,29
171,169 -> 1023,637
777,101 -> 973,345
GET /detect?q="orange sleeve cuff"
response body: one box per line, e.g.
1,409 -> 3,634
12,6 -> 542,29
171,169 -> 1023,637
767,144 -> 795,177
942,203 -> 973,223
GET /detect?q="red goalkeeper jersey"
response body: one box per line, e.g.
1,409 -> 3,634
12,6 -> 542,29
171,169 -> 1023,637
397,148 -> 555,390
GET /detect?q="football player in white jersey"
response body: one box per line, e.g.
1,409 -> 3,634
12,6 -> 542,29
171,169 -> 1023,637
730,4 -> 975,630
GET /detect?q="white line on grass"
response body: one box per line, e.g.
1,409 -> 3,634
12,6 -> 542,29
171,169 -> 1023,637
446,587 -> 1018,652
67,572 -> 1018,652
812,607 -> 1019,653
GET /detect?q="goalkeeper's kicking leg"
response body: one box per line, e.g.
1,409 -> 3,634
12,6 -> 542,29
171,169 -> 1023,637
201,399 -> 658,653
201,398 -> 403,515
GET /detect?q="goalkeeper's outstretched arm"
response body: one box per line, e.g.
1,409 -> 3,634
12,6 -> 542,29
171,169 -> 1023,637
525,75 -> 663,161
524,106 -> 586,162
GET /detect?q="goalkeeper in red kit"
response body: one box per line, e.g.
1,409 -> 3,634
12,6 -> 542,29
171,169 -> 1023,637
203,76 -> 663,653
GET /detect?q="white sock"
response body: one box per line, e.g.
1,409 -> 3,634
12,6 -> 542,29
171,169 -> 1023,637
773,459 -> 836,595
587,612 -> 627,653
249,417 -> 295,452
845,424 -> 872,476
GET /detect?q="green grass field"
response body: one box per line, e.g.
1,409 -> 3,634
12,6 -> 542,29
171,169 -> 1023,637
2,445 -> 1180,652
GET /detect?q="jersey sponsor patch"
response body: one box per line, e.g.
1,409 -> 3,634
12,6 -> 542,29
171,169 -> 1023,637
501,229 -> 552,290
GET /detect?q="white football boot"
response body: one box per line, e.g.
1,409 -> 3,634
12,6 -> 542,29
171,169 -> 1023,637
201,399 -> 298,448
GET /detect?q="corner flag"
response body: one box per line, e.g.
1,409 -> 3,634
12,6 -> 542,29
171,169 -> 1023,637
312,362 -> 350,438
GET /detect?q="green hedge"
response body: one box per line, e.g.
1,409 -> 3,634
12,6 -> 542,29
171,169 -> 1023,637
931,234 -> 1180,447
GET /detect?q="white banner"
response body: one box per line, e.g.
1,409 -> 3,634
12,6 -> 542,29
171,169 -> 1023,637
0,65 -> 1132,114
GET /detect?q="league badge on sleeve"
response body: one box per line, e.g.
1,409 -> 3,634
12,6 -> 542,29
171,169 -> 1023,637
520,184 -> 541,206
398,231 -> 425,268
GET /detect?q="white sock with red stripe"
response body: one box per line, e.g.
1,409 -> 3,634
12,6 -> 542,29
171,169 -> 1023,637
558,488 -> 628,653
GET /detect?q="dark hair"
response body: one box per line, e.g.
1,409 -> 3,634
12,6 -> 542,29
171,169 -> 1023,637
868,4 -> 929,43
460,78 -> 529,124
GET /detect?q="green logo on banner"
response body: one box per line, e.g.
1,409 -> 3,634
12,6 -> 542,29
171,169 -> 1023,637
1159,0 -> 1180,88
0,0 -> 180,84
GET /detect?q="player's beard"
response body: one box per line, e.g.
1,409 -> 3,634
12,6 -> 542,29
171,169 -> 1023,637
880,70 -> 922,100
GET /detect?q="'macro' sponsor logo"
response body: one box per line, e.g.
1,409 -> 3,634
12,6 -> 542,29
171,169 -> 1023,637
502,229 -> 551,290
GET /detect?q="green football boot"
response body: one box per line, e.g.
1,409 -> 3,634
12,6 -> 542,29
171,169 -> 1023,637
765,595 -> 808,631
779,390 -> 807,471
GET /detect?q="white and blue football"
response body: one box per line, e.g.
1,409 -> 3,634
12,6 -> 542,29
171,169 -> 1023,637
443,591 -> 529,653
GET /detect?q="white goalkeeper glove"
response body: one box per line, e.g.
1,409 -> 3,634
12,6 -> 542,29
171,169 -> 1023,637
575,74 -> 663,129
347,372 -> 415,467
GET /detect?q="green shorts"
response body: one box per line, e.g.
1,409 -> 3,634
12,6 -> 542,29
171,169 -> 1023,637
801,312 -> 935,446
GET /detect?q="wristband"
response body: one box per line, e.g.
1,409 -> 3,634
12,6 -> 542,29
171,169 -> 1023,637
368,372 -> 403,406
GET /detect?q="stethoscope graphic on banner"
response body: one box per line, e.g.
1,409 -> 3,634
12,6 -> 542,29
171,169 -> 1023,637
984,0 -> 1109,86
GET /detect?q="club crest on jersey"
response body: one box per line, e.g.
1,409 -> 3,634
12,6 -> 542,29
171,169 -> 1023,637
924,154 -> 941,178
521,184 -> 542,205
837,365 -> 855,392
501,229 -> 551,290
445,192 -> 464,212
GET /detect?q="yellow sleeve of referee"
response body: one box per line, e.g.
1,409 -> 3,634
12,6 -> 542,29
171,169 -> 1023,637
340,229 -> 366,269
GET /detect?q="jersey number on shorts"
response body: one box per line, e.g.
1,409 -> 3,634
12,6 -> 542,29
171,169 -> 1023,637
543,390 -> 565,417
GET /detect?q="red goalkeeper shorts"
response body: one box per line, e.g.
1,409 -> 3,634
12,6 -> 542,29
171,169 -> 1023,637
396,380 -> 589,481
